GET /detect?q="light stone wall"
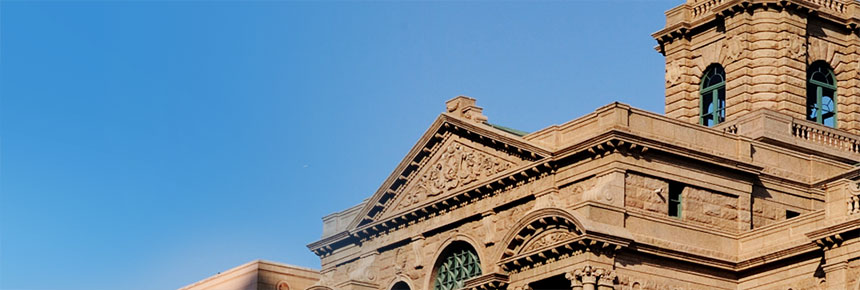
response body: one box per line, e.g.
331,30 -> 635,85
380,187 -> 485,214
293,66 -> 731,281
308,2 -> 860,289
180,260 -> 319,290
625,172 -> 741,233
660,1 -> 860,134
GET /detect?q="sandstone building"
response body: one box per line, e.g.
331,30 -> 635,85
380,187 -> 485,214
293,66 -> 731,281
179,260 -> 320,290
305,0 -> 860,289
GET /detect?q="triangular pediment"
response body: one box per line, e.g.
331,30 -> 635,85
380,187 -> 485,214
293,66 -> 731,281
380,135 -> 526,219
346,114 -> 550,231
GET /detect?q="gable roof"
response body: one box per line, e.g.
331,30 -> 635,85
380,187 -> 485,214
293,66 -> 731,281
347,112 -> 551,230
307,98 -> 552,256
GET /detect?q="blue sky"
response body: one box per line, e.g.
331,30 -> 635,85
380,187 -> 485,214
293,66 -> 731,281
0,1 -> 676,289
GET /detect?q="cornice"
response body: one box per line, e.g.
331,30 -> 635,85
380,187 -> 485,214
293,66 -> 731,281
463,273 -> 509,290
653,0 -> 860,55
735,243 -> 821,270
308,131 -> 831,257
805,217 -> 860,243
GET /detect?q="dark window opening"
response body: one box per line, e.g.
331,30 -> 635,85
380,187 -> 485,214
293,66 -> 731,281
669,182 -> 684,218
786,210 -> 800,219
529,274 -> 570,290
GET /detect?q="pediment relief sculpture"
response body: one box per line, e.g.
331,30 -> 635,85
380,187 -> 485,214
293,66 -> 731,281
501,215 -> 583,260
521,229 -> 578,253
386,140 -> 517,216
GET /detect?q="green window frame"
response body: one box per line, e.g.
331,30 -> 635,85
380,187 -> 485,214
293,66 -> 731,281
807,61 -> 837,127
699,64 -> 726,127
433,247 -> 481,290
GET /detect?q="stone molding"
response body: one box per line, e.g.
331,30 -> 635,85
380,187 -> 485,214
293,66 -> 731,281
654,0 -> 860,47
463,273 -> 510,290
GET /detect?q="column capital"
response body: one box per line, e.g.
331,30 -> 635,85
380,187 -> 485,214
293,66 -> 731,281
565,265 -> 617,289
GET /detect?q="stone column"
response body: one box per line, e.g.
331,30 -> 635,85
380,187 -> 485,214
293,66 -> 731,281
565,265 -> 616,290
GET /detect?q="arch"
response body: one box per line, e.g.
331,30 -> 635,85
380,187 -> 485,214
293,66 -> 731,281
306,286 -> 333,290
424,233 -> 487,290
276,281 -> 290,290
699,63 -> 726,127
391,281 -> 411,290
496,207 -> 586,261
385,275 -> 416,290
807,60 -> 837,127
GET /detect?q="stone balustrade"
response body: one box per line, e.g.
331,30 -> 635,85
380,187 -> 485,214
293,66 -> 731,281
791,122 -> 860,154
848,193 -> 859,215
716,109 -> 860,163
688,0 -> 851,20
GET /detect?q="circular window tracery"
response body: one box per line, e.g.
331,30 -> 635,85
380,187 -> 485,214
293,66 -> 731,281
432,242 -> 481,290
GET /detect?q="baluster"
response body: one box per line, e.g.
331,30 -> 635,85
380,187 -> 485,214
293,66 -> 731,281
853,196 -> 860,214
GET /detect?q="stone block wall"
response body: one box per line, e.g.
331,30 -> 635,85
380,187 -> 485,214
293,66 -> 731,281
660,1 -> 860,134
625,173 -> 670,216
625,173 -> 741,233
684,186 -> 741,233
750,185 -> 817,229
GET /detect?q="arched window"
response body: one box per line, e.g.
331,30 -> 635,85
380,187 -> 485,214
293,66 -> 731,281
807,61 -> 837,127
700,64 -> 726,126
391,281 -> 410,290
432,242 -> 481,290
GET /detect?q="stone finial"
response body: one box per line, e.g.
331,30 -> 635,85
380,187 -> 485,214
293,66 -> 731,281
446,96 -> 488,123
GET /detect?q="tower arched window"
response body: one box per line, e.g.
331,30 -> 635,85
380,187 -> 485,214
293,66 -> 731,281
807,61 -> 837,127
432,242 -> 481,290
699,64 -> 726,126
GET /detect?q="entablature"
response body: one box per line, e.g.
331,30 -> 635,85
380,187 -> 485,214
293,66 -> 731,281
653,0 -> 860,54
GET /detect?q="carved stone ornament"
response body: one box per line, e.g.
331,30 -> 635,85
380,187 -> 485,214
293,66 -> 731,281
347,254 -> 377,282
397,142 -> 513,210
522,230 -> 577,253
394,248 -> 421,280
847,180 -> 860,196
565,265 -> 617,288
666,59 -> 683,86
787,33 -> 807,60
721,33 -> 745,63
315,270 -> 335,287
848,180 -> 860,215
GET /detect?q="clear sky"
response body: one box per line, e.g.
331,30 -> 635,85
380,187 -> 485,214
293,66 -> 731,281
0,1 -> 677,289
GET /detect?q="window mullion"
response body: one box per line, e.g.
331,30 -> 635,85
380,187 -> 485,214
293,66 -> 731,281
817,86 -> 824,123
712,90 -> 719,125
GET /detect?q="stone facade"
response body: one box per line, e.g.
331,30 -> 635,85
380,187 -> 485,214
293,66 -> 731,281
300,1 -> 860,290
179,260 -> 320,290
657,0 -> 860,133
